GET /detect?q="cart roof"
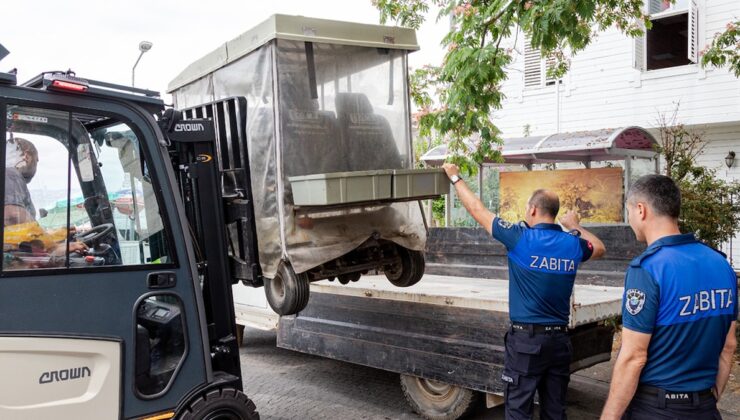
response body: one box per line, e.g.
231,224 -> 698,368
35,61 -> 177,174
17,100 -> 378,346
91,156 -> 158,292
421,126 -> 658,166
168,14 -> 419,92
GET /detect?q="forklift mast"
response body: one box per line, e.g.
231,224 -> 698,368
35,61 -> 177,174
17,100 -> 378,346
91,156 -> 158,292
158,109 -> 245,382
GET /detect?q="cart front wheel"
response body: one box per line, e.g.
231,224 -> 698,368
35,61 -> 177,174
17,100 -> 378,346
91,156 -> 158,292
384,247 -> 425,287
265,262 -> 310,315
399,374 -> 478,420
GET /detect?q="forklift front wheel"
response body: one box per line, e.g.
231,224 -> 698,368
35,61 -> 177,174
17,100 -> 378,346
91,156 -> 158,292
265,262 -> 310,316
384,247 -> 425,288
400,374 -> 479,420
178,388 -> 259,420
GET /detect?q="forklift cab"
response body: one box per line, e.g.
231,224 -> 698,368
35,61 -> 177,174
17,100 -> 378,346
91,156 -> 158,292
0,71 -> 257,419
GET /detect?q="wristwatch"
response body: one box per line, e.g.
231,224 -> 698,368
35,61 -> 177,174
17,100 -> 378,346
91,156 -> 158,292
450,174 -> 462,185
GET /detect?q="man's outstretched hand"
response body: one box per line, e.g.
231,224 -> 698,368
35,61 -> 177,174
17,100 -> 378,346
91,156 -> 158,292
559,210 -> 582,231
442,163 -> 460,180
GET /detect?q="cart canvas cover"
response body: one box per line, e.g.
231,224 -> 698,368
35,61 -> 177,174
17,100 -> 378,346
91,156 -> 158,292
168,15 -> 426,277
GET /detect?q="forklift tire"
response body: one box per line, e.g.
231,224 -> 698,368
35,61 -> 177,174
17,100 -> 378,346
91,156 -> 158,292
384,247 -> 425,288
265,262 -> 310,316
178,388 -> 259,420
399,374 -> 478,420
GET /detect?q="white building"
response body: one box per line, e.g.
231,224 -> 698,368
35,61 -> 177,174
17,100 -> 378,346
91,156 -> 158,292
493,0 -> 740,266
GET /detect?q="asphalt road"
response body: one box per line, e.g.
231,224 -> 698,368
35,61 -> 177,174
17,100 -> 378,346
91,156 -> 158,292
239,327 -> 740,420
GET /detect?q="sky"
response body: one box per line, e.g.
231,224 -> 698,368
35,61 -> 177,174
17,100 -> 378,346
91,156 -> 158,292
1,0 -> 448,213
1,0 -> 447,99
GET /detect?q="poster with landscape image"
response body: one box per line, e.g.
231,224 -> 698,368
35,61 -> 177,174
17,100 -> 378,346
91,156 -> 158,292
498,167 -> 624,224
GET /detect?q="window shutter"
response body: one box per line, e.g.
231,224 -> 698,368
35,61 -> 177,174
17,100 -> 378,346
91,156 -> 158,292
648,0 -> 664,14
633,32 -> 646,71
544,55 -> 557,85
633,1 -> 648,71
524,36 -> 542,88
687,0 -> 699,63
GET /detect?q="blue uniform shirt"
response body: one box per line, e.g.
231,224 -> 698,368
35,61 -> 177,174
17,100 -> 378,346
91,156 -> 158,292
492,217 -> 593,325
622,233 -> 738,392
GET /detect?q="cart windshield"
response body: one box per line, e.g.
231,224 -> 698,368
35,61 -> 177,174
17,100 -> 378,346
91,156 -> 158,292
276,40 -> 411,177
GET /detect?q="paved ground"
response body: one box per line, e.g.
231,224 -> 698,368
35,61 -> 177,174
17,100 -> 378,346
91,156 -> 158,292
239,327 -> 740,420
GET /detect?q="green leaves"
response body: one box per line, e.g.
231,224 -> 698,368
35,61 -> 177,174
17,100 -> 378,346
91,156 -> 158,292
655,108 -> 740,248
701,19 -> 740,78
374,0 -> 647,170
374,0 -> 432,29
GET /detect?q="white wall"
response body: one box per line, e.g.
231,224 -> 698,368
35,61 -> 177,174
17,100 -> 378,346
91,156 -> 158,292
494,0 -> 740,138
691,123 -> 740,268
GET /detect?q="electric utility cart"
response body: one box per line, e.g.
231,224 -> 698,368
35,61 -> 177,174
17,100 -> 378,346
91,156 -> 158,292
0,15 -> 446,420
168,14 -> 447,316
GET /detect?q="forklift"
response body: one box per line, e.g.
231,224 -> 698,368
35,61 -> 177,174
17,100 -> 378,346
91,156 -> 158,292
0,47 -> 259,419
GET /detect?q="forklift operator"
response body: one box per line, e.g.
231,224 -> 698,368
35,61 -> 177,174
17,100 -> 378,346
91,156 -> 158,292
4,137 -> 87,256
443,163 -> 606,420
4,137 -> 38,225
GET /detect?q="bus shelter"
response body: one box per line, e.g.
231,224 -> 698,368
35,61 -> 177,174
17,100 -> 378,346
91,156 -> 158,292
420,127 -> 659,225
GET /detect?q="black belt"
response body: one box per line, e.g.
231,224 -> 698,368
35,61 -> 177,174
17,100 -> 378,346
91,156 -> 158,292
511,323 -> 567,334
636,385 -> 714,404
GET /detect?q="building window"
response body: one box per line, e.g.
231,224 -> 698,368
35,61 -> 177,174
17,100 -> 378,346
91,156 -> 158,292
634,0 -> 699,71
523,36 -> 561,88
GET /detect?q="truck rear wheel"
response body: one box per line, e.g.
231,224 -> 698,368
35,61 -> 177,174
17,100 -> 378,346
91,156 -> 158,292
265,262 -> 310,316
384,247 -> 425,287
178,388 -> 259,420
399,374 -> 478,420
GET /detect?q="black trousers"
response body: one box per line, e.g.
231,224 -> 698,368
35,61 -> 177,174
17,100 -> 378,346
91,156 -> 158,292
623,390 -> 722,419
502,327 -> 572,420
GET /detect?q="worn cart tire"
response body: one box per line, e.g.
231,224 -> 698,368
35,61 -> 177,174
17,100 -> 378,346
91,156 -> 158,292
178,388 -> 259,420
400,374 -> 478,420
265,262 -> 310,316
384,247 -> 425,287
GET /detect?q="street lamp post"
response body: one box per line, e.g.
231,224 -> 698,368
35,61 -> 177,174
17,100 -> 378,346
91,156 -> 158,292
131,41 -> 153,87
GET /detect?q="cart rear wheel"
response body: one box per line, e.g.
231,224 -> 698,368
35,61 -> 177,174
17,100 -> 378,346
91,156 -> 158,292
384,247 -> 425,287
399,374 -> 478,420
265,262 -> 310,316
178,388 -> 259,420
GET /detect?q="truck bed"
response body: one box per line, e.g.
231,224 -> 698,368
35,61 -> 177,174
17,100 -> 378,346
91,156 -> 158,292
311,274 -> 623,328
276,274 -> 621,396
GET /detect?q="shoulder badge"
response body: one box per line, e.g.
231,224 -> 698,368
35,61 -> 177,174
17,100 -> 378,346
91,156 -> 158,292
497,219 -> 513,229
625,289 -> 646,316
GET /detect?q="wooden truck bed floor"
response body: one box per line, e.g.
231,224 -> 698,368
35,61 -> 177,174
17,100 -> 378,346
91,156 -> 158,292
311,274 -> 624,328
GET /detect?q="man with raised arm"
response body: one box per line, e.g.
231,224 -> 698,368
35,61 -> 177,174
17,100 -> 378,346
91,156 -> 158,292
443,163 -> 606,419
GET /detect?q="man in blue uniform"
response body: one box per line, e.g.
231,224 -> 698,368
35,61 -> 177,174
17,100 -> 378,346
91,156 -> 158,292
443,163 -> 606,419
601,174 -> 737,419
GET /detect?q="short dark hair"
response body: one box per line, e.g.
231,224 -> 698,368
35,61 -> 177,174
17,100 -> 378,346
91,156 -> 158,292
627,174 -> 681,219
529,189 -> 560,218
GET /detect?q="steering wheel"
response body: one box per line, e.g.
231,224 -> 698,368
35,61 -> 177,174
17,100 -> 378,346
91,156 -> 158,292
74,223 -> 115,246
